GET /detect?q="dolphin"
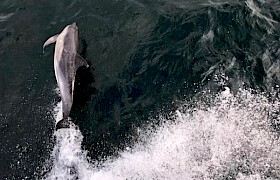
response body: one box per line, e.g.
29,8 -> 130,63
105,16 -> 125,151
43,22 -> 89,130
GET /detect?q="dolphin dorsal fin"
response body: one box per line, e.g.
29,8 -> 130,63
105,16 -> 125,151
75,54 -> 89,71
43,34 -> 59,53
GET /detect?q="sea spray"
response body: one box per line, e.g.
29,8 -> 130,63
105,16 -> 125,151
44,128 -> 95,180
44,88 -> 280,179
91,88 -> 280,179
43,100 -> 95,180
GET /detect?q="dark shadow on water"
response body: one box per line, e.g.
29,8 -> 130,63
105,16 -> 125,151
71,39 -> 97,122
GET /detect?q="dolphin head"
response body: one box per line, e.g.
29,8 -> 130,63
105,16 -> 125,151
64,22 -> 78,34
65,22 -> 79,46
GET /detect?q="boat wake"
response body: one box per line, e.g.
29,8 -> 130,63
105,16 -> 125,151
43,88 -> 280,180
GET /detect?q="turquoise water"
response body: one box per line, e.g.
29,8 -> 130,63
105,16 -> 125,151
0,0 -> 280,179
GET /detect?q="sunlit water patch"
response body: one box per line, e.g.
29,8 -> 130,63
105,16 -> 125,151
43,88 -> 280,179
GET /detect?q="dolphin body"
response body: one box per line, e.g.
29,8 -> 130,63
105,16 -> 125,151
43,22 -> 89,130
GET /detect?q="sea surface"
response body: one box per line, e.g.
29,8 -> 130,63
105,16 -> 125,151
1,0 -> 280,179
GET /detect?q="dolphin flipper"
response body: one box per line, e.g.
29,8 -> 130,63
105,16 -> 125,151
75,54 -> 89,71
43,34 -> 59,52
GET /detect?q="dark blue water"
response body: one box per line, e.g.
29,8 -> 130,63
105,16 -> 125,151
1,0 -> 280,179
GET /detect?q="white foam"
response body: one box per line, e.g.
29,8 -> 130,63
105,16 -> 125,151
43,101 -> 96,180
96,90 -> 280,179
43,88 -> 280,179
44,128 -> 96,180
52,101 -> 62,124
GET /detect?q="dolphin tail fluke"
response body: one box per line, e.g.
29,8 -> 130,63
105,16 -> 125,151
56,118 -> 71,130
43,34 -> 59,53
75,54 -> 89,70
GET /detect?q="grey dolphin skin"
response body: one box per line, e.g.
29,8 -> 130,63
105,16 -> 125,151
43,22 -> 89,130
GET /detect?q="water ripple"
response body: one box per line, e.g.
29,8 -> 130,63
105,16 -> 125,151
0,13 -> 14,22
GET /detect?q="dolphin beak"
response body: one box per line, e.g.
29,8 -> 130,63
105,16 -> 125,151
72,22 -> 78,29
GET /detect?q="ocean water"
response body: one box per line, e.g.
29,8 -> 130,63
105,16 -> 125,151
0,0 -> 280,179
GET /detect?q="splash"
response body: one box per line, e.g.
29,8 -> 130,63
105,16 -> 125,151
43,101 -> 96,180
43,88 -> 280,179
44,128 -> 95,180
